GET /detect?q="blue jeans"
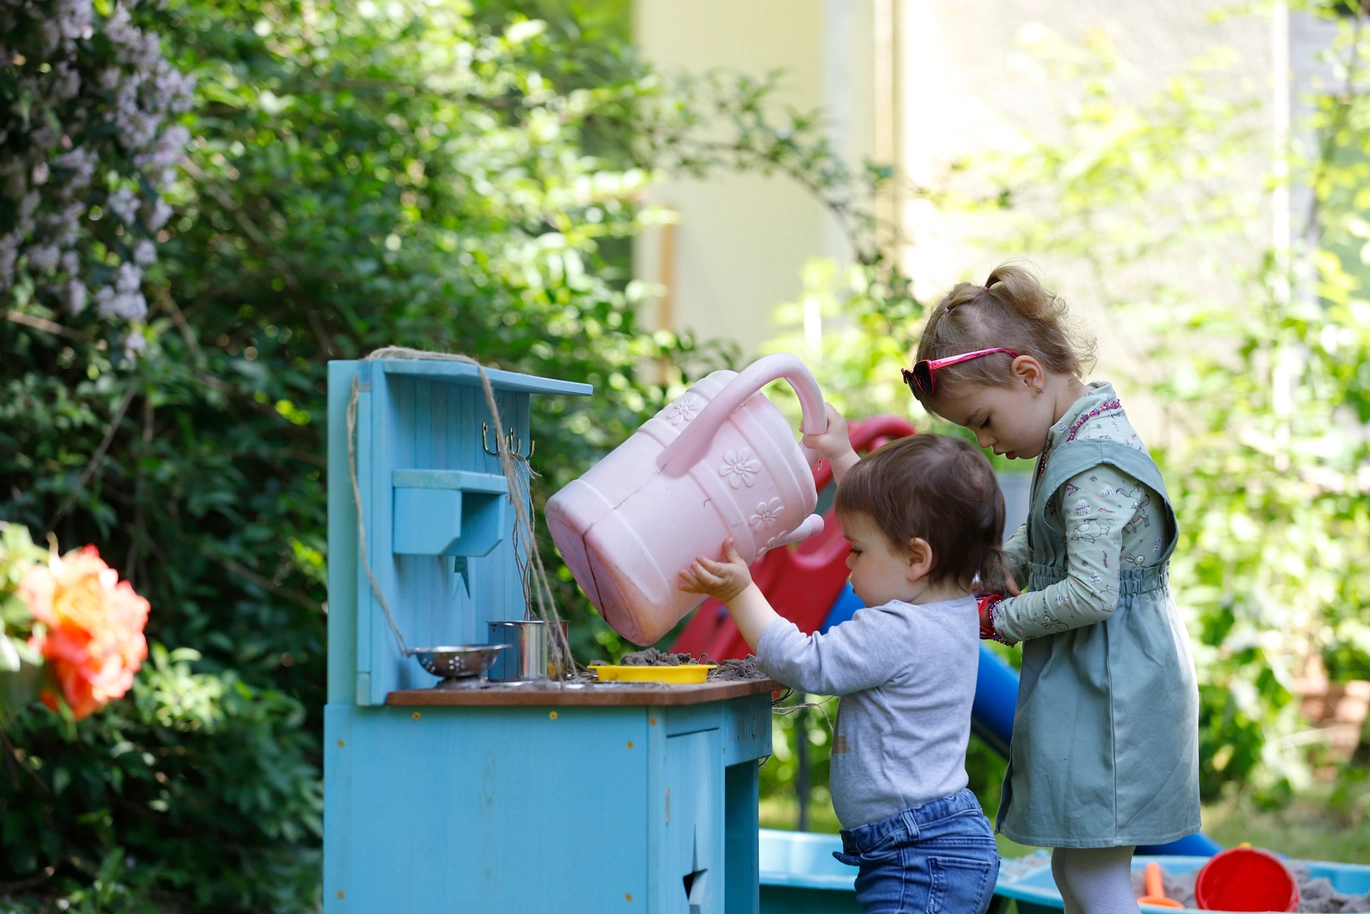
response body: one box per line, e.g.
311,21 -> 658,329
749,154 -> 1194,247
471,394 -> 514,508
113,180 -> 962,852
834,788 -> 1001,914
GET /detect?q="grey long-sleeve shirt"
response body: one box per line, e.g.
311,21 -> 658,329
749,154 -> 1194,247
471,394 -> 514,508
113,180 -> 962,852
756,596 -> 980,829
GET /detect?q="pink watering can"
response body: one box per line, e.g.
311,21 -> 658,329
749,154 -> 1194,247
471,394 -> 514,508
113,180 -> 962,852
546,353 -> 829,645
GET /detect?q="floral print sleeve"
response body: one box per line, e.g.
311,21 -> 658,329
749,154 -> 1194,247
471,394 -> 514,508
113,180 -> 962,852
992,464 -> 1164,643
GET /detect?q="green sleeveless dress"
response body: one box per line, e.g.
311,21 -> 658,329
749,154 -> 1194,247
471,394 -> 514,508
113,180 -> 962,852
994,388 -> 1201,849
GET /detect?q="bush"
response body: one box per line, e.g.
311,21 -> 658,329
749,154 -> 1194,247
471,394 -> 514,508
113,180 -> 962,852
3,0 -> 903,907
1,1 -> 715,908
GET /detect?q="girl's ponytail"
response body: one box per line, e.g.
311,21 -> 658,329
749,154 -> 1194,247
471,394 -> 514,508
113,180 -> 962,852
984,262 -> 1064,325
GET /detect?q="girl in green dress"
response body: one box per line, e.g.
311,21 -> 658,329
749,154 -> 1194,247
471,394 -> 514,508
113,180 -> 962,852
905,262 -> 1200,914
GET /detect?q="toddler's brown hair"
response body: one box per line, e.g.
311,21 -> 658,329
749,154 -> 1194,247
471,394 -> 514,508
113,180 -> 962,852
834,434 -> 1005,590
911,262 -> 1096,412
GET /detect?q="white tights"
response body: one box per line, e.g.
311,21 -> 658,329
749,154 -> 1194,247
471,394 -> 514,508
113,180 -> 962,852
1051,846 -> 1139,914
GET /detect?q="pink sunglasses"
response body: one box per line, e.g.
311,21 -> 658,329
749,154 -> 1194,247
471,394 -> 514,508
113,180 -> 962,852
902,347 -> 1021,396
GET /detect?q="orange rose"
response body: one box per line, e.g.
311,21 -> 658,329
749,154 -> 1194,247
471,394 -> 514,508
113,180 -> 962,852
20,546 -> 150,720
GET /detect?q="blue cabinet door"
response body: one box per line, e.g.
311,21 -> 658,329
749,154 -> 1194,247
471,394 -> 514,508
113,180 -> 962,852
663,730 -> 724,914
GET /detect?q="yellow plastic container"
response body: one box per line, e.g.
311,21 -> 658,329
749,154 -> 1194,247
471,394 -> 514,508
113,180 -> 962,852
591,664 -> 717,684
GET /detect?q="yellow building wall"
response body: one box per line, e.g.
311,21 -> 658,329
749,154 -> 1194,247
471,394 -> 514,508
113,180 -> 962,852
632,0 -> 877,358
631,0 -> 1279,445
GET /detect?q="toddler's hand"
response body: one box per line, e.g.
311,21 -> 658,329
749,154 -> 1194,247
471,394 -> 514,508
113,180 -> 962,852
802,403 -> 856,464
976,570 -> 1021,599
679,539 -> 753,603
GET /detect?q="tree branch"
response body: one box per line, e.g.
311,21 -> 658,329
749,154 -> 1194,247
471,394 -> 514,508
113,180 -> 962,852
198,545 -> 322,614
5,309 -> 84,342
48,380 -> 140,529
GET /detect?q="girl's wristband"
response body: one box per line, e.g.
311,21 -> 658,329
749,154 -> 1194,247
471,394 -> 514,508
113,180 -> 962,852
976,594 -> 1018,647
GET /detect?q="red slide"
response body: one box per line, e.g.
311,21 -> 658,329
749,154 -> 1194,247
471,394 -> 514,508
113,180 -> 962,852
671,416 -> 917,660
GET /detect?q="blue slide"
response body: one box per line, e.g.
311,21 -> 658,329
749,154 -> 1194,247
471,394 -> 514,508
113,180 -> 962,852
822,584 -> 1221,857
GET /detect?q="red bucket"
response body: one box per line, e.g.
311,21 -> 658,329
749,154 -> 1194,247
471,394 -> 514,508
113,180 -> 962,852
1194,847 -> 1300,912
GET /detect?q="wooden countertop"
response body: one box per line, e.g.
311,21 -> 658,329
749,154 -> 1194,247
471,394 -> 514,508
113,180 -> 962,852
386,677 -> 783,707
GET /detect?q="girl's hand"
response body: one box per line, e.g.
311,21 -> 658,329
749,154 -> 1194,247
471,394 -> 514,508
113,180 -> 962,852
803,403 -> 861,482
802,403 -> 856,463
679,539 -> 753,603
1005,573 -> 1021,597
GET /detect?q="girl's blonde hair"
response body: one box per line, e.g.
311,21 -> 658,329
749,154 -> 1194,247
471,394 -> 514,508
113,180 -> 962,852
912,262 -> 1096,409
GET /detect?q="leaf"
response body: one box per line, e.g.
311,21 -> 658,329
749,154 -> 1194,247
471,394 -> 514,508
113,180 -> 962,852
0,658 -> 43,723
0,634 -> 22,674
505,18 -> 548,45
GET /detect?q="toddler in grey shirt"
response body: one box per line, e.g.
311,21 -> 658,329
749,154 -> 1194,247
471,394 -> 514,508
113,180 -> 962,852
681,424 -> 1004,914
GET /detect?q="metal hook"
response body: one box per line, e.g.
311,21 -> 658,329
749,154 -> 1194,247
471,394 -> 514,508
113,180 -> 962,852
480,422 -> 500,457
481,422 -> 535,460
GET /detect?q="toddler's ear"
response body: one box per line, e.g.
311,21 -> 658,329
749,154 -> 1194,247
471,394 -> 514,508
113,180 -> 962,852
905,536 -> 935,581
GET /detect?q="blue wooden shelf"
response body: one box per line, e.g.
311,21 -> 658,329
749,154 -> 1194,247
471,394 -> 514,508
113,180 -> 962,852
392,469 -> 508,556
373,357 -> 594,396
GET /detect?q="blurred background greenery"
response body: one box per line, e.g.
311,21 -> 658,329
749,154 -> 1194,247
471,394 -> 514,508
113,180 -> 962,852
2,0 -> 1369,911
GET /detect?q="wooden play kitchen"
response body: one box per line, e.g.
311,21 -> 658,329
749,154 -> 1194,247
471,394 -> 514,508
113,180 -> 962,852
322,354 -> 779,913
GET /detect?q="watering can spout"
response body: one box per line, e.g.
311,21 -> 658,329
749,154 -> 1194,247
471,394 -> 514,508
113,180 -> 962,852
761,514 -> 824,556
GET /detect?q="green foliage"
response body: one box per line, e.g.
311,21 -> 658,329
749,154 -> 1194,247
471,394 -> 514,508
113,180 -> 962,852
0,523 -> 48,720
19,0 -> 1369,904
1202,793 -> 1370,864
0,0 -> 715,908
3,644 -> 322,911
756,15 -> 1370,815
965,21 -> 1370,799
967,28 -> 1300,799
762,258 -> 922,421
758,695 -> 836,828
1,0 -> 912,907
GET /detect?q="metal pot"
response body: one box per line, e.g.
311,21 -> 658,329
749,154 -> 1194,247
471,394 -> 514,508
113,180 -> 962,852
487,620 -> 569,681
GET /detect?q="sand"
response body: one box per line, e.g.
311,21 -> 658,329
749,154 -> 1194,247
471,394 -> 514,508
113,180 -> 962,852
1128,863 -> 1370,912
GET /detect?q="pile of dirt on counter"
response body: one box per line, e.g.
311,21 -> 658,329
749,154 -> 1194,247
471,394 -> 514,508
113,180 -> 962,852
708,655 -> 768,681
612,649 -> 770,681
615,648 -> 695,666
1129,864 -> 1370,912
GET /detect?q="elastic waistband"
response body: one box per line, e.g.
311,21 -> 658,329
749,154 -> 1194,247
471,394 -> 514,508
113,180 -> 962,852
1030,562 -> 1169,597
839,788 -> 984,855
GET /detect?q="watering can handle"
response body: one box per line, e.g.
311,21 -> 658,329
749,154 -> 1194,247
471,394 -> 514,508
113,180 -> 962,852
657,353 -> 827,477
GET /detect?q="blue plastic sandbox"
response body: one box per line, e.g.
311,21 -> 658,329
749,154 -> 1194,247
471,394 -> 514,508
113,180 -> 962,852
759,830 -> 1370,914
759,829 -> 863,914
996,852 -> 1370,914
